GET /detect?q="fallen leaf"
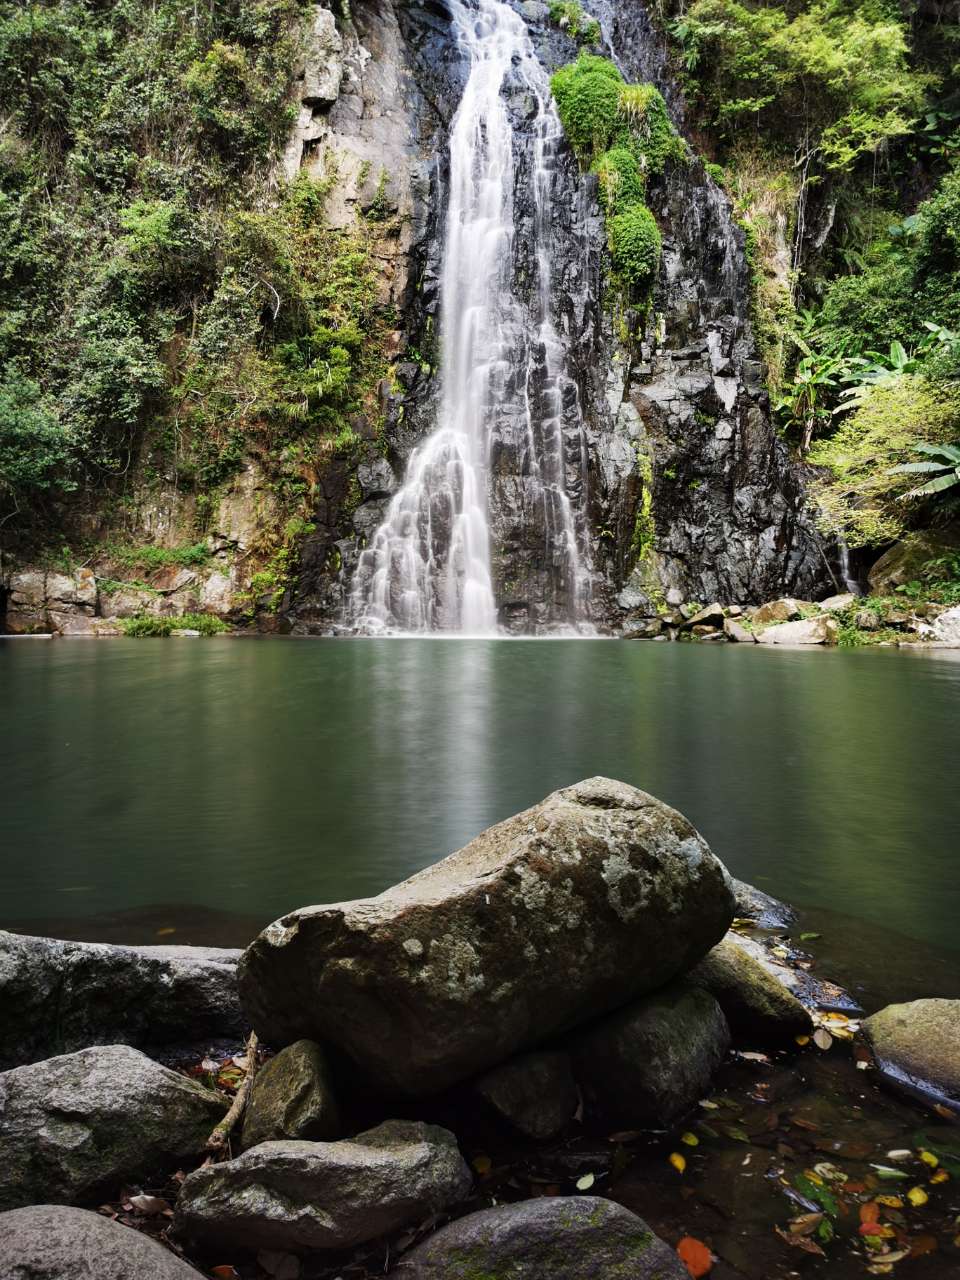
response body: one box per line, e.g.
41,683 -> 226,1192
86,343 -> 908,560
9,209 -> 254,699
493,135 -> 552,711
857,1060 -> 871,1070
669,1152 -> 687,1174
907,1186 -> 928,1207
931,1168 -> 950,1184
676,1235 -> 713,1277
859,1222 -> 895,1238
155,927 -> 176,937
886,1149 -> 912,1162
795,1034 -> 811,1047
813,1028 -> 833,1051
775,1226 -> 825,1256
575,1173 -> 595,1191
918,1149 -> 939,1168
875,1195 -> 903,1209
128,1194 -> 170,1215
680,1132 -> 699,1147
799,932 -> 821,941
211,1269 -> 240,1279
740,1051 -> 770,1063
859,1202 -> 881,1225
871,1165 -> 910,1181
698,1100 -> 719,1110
789,1212 -> 823,1236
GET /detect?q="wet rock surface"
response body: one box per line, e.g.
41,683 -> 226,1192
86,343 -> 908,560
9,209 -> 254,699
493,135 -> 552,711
239,778 -> 734,1095
573,982 -> 731,1128
241,1039 -> 341,1149
387,1194 -> 689,1279
863,998 -> 960,1111
0,930 -> 244,1070
687,936 -> 812,1045
174,1120 -> 471,1254
0,1045 -> 226,1211
729,877 -> 798,929
0,1204 -> 206,1280
475,1049 -> 578,1141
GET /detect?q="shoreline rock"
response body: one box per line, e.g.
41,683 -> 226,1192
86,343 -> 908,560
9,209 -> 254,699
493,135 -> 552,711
863,998 -> 960,1112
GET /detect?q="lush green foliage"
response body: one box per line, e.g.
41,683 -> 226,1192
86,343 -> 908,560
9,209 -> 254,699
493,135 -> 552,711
0,0 -> 388,536
547,1 -> 601,46
607,206 -> 662,290
119,611 -> 228,636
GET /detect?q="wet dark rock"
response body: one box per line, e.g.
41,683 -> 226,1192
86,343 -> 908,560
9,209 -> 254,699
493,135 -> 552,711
239,778 -> 734,1096
863,999 -> 960,1112
572,982 -> 731,1128
475,1049 -> 578,1141
0,1204 -> 206,1279
387,1195 -> 688,1279
687,936 -> 812,1045
729,878 -> 797,929
0,930 -> 244,1070
242,1040 -> 341,1149
174,1121 -> 471,1254
0,1044 -> 226,1211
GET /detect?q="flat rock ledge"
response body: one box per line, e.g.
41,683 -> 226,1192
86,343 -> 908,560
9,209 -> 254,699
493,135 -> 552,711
0,1204 -> 206,1280
239,777 -> 735,1096
174,1120 -> 472,1254
0,929 -> 244,1069
0,1044 -> 226,1211
387,1196 -> 689,1279
863,998 -> 960,1111
687,936 -> 812,1044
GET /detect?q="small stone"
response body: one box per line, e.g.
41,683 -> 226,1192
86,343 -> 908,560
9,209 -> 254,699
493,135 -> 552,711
387,1195 -> 688,1279
174,1120 -> 471,1253
475,1050 -> 578,1141
242,1040 -> 341,1149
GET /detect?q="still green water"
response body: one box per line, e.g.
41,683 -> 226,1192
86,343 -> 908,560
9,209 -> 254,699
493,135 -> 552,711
2,638 -> 959,990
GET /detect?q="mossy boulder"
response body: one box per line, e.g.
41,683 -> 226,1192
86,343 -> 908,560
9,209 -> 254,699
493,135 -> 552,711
241,1039 -> 341,1149
687,936 -> 812,1045
387,1195 -> 688,1279
863,999 -> 960,1111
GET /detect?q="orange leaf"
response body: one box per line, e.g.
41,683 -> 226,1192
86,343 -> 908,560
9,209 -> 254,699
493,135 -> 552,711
211,1269 -> 239,1279
860,1201 -> 881,1224
677,1236 -> 713,1278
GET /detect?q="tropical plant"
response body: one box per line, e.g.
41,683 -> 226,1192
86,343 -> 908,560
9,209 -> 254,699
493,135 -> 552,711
888,442 -> 960,500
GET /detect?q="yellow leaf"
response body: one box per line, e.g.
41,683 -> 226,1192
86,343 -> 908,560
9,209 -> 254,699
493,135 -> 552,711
669,1152 -> 687,1174
875,1195 -> 903,1209
931,1169 -> 950,1184
907,1186 -> 928,1207
680,1132 -> 699,1147
795,1034 -> 811,1046
918,1149 -> 939,1168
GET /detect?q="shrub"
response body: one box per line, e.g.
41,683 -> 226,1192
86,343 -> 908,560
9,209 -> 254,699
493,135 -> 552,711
608,205 -> 662,289
551,55 -> 627,161
119,610 -> 228,636
593,148 -> 646,213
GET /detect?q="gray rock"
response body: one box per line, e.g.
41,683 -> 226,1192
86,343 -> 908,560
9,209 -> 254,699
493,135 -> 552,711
680,602 -> 725,629
867,526 -> 960,595
242,1040 -> 341,1149
755,615 -> 837,645
933,605 -> 960,644
819,593 -> 858,612
0,1204 -> 205,1279
723,616 -> 755,643
387,1196 -> 688,1279
687,936 -> 812,1045
301,6 -> 343,107
0,930 -> 245,1070
729,877 -> 797,928
0,1044 -> 226,1211
174,1120 -> 471,1253
475,1050 -> 578,1141
239,778 -> 734,1096
749,598 -> 802,626
863,999 -> 960,1111
573,982 -> 730,1128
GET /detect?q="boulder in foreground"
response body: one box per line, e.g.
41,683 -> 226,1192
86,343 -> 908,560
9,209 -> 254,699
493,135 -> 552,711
239,778 -> 734,1095
175,1120 -> 470,1253
863,998 -> 960,1111
0,1204 -> 205,1279
0,1045 -> 226,1211
387,1196 -> 688,1279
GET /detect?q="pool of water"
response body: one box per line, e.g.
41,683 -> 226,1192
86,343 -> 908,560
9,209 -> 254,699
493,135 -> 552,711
2,637 -> 959,1004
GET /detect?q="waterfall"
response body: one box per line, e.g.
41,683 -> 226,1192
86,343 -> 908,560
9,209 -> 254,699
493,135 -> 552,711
349,0 -> 592,634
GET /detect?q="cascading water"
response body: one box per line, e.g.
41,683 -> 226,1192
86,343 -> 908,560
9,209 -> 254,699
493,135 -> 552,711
349,0 -> 593,634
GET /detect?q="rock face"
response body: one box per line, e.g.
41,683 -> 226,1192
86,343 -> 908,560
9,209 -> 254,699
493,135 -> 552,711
0,930 -> 244,1070
573,982 -> 730,1128
175,1121 -> 471,1254
687,936 -> 812,1044
863,999 -> 960,1110
242,1040 -> 341,1149
0,1045 -> 226,1211
755,615 -> 838,645
388,1195 -> 689,1279
0,1204 -> 206,1279
239,778 -> 735,1095
475,1050 -> 578,1141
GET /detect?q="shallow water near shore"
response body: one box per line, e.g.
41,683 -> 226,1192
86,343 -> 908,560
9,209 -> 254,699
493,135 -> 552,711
2,636 -> 960,1001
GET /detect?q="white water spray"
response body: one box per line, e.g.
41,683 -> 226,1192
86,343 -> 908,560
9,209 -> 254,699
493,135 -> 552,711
350,0 -> 592,633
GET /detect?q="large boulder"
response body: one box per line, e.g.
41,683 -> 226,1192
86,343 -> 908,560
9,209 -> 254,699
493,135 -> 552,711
686,936 -> 812,1045
0,1045 -> 226,1210
867,526 -> 960,595
863,999 -> 960,1111
0,1204 -> 205,1279
572,982 -> 730,1128
241,1040 -> 341,1149
238,778 -> 734,1096
932,605 -> 960,644
474,1050 -> 578,1141
387,1196 -> 688,1279
755,616 -> 838,645
0,930 -> 244,1070
174,1121 -> 471,1254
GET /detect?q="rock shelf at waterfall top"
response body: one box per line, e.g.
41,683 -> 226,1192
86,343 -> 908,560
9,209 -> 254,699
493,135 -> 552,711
3,777 -> 960,1279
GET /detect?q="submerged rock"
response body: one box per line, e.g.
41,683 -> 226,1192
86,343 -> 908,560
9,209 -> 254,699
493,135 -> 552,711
572,982 -> 730,1128
0,1044 -> 226,1211
475,1049 -> 578,1141
242,1040 -> 341,1149
755,616 -> 838,646
387,1195 -> 688,1279
687,936 -> 812,1045
174,1120 -> 471,1254
239,778 -> 734,1096
0,1204 -> 206,1279
0,930 -> 244,1069
863,999 -> 960,1111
